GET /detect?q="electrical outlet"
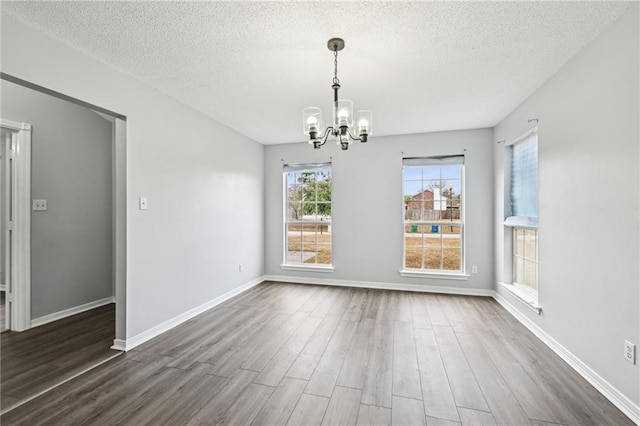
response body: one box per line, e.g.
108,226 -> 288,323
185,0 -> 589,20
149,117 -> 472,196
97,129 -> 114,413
238,263 -> 243,272
624,341 -> 636,364
471,265 -> 478,274
139,197 -> 148,210
32,199 -> 47,211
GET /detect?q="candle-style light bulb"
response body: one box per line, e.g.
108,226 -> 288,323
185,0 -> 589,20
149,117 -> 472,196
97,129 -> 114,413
358,118 -> 369,134
337,109 -> 349,126
307,116 -> 318,131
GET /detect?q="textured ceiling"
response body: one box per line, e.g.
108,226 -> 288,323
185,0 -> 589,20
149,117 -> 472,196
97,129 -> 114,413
1,1 -> 632,145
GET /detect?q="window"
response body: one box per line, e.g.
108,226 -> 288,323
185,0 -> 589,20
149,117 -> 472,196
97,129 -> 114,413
513,228 -> 537,291
283,163 -> 332,268
505,130 -> 538,297
402,156 -> 464,274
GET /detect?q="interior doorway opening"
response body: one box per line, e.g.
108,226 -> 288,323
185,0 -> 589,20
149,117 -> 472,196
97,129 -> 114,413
0,75 -> 127,413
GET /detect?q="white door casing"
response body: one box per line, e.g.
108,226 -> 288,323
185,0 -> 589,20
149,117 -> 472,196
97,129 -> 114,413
1,118 -> 32,331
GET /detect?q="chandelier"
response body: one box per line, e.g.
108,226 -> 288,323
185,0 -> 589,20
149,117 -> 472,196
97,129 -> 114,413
303,38 -> 372,150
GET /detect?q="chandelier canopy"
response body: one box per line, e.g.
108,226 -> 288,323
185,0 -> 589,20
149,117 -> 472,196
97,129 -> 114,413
303,38 -> 372,150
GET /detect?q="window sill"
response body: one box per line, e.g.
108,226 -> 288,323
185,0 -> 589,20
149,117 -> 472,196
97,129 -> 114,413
498,282 -> 542,314
280,264 -> 335,273
399,270 -> 470,281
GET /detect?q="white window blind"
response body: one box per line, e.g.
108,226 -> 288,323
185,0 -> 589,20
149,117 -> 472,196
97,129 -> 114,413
403,155 -> 465,167
506,131 -> 538,229
283,162 -> 331,173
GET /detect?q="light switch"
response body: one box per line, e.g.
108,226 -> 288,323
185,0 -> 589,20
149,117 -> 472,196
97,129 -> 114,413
139,197 -> 148,210
32,199 -> 47,211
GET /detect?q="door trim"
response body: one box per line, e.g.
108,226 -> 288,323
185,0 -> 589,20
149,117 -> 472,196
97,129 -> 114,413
1,118 -> 32,331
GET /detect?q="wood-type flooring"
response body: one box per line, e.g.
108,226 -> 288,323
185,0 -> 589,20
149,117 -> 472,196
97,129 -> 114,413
1,283 -> 633,425
1,303 -> 116,411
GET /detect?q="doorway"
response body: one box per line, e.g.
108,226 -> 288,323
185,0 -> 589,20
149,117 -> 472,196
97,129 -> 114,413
0,120 -> 32,334
0,77 -> 127,414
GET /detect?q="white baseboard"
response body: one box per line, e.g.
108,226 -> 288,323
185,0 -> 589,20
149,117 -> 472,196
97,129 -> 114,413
264,275 -> 495,297
112,276 -> 264,352
493,291 -> 640,425
31,296 -> 115,328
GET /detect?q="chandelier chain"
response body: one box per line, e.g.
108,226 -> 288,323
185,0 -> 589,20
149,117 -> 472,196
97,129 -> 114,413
333,49 -> 340,85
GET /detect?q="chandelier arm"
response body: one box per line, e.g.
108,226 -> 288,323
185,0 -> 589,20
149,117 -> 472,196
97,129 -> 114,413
318,126 -> 335,146
347,129 -> 362,142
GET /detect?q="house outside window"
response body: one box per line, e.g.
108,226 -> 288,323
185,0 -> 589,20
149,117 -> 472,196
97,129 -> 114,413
402,156 -> 464,274
283,163 -> 333,269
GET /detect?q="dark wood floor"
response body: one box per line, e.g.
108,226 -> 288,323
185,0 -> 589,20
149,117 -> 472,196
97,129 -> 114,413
1,303 -> 116,411
1,283 -> 632,425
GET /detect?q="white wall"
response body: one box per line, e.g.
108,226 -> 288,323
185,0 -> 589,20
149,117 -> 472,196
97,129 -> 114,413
493,4 -> 639,408
265,129 -> 494,292
1,15 -> 265,339
1,81 -> 113,319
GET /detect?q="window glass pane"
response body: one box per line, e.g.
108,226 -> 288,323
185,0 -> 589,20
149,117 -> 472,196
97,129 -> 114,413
514,228 -> 525,256
423,249 -> 441,269
301,202 -> 317,220
405,247 -> 422,269
524,260 -> 537,291
443,225 -> 461,248
284,166 -> 332,265
286,224 -> 303,244
423,227 -> 441,248
525,229 -> 537,262
403,180 -> 423,197
315,244 -> 332,265
442,248 -> 461,270
514,256 -> 524,284
402,159 -> 464,272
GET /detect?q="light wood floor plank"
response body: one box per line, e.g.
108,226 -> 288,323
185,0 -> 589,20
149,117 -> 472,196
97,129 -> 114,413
361,322 -> 394,408
337,318 -> 375,389
311,288 -> 342,318
426,416 -> 463,426
414,328 -> 460,422
456,332 -> 530,425
342,289 -> 368,322
242,310 -> 310,372
208,311 -> 290,376
187,368 -> 258,424
287,393 -> 330,426
254,315 -> 323,386
477,330 -> 567,424
457,407 -> 497,426
252,377 -> 307,426
433,326 -> 489,412
392,321 -> 422,400
305,320 -> 358,397
409,293 -> 432,329
322,386 -> 362,426
286,314 -> 341,381
439,296 -> 470,333
425,295 -> 450,326
356,404 -> 392,426
221,383 -> 274,425
391,396 -> 426,426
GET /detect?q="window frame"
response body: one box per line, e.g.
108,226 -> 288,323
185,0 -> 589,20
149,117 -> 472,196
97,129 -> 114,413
502,127 -> 540,310
400,156 -> 467,279
281,163 -> 334,272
